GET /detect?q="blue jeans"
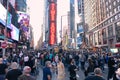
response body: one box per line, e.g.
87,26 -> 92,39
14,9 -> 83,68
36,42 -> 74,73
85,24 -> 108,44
0,75 -> 5,80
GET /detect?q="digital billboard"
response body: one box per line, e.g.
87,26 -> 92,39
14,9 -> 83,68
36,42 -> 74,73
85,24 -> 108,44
0,3 -> 7,26
49,2 -> 57,45
77,37 -> 82,44
0,3 -> 12,29
77,24 -> 83,33
17,11 -> 30,28
11,24 -> 20,41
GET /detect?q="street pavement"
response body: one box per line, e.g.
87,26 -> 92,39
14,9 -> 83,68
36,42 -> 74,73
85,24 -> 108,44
37,64 -> 108,80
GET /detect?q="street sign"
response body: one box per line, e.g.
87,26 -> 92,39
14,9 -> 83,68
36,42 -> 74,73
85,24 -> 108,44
1,41 -> 7,48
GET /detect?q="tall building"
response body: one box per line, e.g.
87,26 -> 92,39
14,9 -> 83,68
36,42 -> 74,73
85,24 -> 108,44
43,0 -> 57,47
76,0 -> 85,48
84,0 -> 120,51
43,0 -> 49,46
15,0 -> 27,12
70,0 -> 75,38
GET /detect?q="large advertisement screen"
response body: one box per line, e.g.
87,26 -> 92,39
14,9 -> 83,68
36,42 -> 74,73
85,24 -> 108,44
0,3 -> 7,26
11,24 -> 20,41
49,2 -> 57,45
77,37 -> 82,44
17,11 -> 30,28
77,24 -> 83,33
0,3 -> 12,29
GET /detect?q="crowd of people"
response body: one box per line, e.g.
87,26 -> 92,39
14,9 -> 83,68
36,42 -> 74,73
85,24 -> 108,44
40,48 -> 120,80
0,50 -> 39,80
0,48 -> 120,80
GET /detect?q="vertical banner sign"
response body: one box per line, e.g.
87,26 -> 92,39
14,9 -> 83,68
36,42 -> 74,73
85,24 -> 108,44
49,1 -> 57,45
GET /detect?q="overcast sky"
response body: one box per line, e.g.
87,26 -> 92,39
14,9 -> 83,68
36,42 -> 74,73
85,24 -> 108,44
28,0 -> 69,47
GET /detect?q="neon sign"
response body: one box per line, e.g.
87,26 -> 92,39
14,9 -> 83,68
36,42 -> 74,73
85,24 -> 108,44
49,2 -> 57,45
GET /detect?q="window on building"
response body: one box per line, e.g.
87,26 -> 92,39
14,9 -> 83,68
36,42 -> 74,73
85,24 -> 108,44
119,13 -> 120,18
109,0 -> 111,3
111,18 -> 113,22
108,19 -> 111,23
108,25 -> 113,37
105,21 -> 108,25
118,6 -> 120,11
102,28 -> 107,44
106,1 -> 108,5
98,31 -> 102,45
89,35 -> 93,46
107,8 -> 109,12
107,14 -> 109,17
113,1 -> 116,6
114,8 -> 117,13
94,32 -> 98,45
115,15 -> 118,20
115,22 -> 120,42
110,12 -> 112,16
109,5 -> 112,9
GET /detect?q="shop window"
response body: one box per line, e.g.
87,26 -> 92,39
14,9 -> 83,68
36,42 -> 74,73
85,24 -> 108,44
109,39 -> 114,47
115,22 -> 120,42
103,39 -> 107,44
102,28 -> 107,44
94,32 -> 98,45
98,31 -> 102,45
102,28 -> 107,38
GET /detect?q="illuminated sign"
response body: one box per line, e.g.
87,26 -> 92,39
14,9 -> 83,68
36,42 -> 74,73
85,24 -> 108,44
49,2 -> 57,45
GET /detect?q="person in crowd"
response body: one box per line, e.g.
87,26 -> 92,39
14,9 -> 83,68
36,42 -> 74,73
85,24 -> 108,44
5,62 -> 22,80
43,61 -> 52,80
57,57 -> 65,80
24,55 -> 29,66
84,68 -> 105,80
68,58 -> 78,80
107,56 -> 115,80
26,56 -> 35,75
113,68 -> 120,80
0,57 -> 8,80
18,66 -> 36,80
84,58 -> 94,76
74,53 -> 80,69
80,53 -> 86,70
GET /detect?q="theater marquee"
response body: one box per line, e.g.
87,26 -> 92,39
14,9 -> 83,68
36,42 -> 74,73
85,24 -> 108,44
49,1 -> 57,45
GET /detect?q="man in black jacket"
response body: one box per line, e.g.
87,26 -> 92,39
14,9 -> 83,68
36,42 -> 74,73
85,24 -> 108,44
5,62 -> 22,80
68,59 -> 77,80
84,68 -> 105,80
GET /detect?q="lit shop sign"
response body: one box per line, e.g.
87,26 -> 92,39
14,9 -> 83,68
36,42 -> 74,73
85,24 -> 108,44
49,2 -> 57,45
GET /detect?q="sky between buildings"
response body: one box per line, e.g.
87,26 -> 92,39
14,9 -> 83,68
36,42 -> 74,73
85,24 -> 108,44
28,0 -> 70,47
